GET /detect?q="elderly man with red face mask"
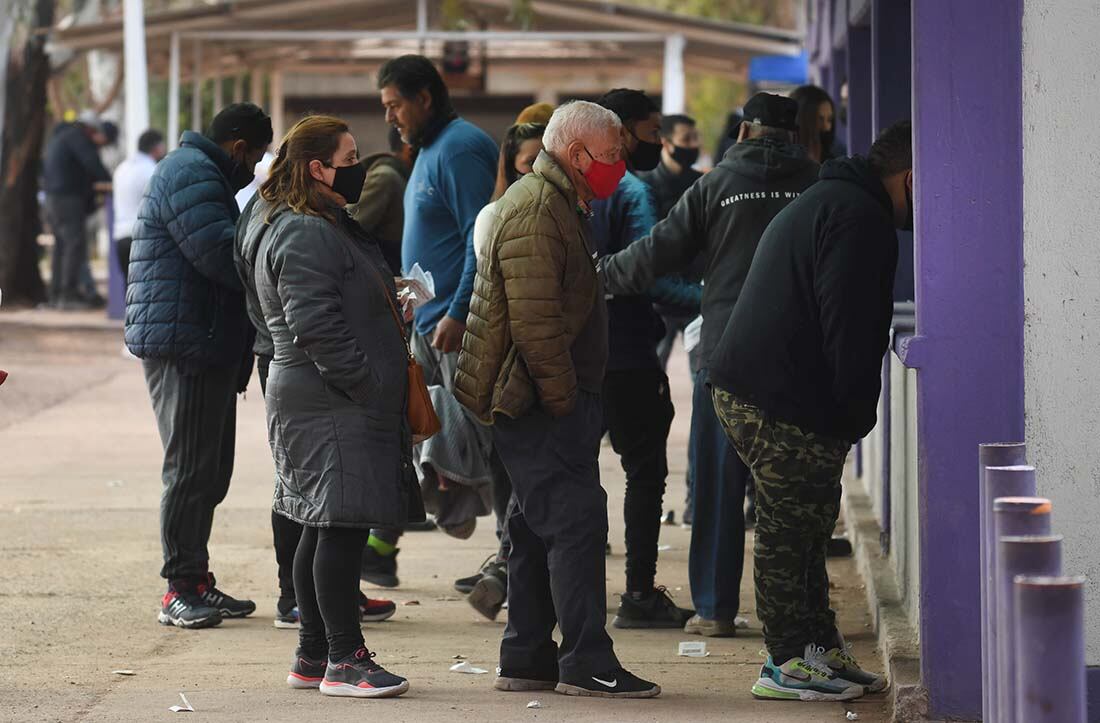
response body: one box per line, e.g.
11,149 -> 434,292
454,100 -> 660,701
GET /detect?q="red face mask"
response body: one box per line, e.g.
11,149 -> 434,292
582,147 -> 626,200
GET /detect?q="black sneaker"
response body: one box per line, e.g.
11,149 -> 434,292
556,667 -> 661,699
158,588 -> 223,629
197,573 -> 256,618
495,664 -> 559,692
405,517 -> 438,532
454,555 -> 496,594
612,587 -> 694,629
320,647 -> 410,699
287,651 -> 327,689
467,561 -> 507,621
360,546 -> 400,588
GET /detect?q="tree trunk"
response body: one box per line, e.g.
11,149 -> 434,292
0,0 -> 55,307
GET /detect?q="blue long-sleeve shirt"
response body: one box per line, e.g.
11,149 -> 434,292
401,118 -> 498,337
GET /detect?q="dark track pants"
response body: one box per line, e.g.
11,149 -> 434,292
493,391 -> 619,679
144,359 -> 237,583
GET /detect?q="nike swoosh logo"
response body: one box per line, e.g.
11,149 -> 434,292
592,677 -> 618,688
786,670 -> 811,682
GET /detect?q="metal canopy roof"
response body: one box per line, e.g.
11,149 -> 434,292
51,0 -> 803,78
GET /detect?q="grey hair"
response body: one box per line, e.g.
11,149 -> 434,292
543,100 -> 621,154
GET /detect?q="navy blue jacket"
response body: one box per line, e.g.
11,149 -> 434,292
124,131 -> 253,374
42,122 -> 111,198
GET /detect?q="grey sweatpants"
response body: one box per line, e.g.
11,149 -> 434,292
144,359 -> 238,582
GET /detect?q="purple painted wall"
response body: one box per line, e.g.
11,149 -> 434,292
907,0 -> 1026,717
845,25 -> 872,156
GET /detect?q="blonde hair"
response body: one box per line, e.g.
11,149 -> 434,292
260,115 -> 349,219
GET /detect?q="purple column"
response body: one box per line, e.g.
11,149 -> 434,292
106,195 -> 125,320
998,536 -> 1062,723
870,0 -> 911,137
980,454 -> 1029,720
845,25 -> 872,156
991,497 -> 1052,723
1015,576 -> 1087,723
908,0 -> 1025,717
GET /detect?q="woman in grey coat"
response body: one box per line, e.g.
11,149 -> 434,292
253,115 -> 411,699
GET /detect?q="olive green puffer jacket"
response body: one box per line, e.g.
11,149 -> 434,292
455,151 -> 600,423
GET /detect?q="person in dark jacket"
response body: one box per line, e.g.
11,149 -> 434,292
600,93 -> 820,639
638,113 -> 705,370
252,115 -> 413,699
42,115 -> 112,308
235,195 -> 398,631
125,103 -> 272,630
348,126 -> 413,275
709,121 -> 913,702
589,89 -> 697,631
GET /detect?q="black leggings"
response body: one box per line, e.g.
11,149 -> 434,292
293,525 -> 371,661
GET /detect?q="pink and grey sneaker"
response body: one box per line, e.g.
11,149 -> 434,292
320,647 -> 410,699
158,587 -> 222,629
360,593 -> 397,623
287,652 -> 328,689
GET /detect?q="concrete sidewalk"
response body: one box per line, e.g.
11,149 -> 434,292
0,319 -> 890,723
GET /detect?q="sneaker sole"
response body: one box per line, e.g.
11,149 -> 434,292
274,618 -> 301,629
683,625 -> 738,638
495,677 -> 558,692
360,574 -> 400,589
286,673 -> 323,689
467,577 -> 506,621
612,615 -> 688,630
361,608 -> 396,623
751,678 -> 864,702
555,682 -> 661,699
157,611 -> 222,630
217,607 -> 256,619
319,680 -> 410,699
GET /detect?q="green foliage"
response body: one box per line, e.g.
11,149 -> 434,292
611,0 -> 795,26
687,73 -> 746,160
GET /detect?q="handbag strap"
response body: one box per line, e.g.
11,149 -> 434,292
361,246 -> 416,362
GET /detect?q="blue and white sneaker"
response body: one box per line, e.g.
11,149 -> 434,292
752,644 -> 865,702
821,633 -> 888,693
274,599 -> 300,629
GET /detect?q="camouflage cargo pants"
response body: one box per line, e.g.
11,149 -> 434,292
711,387 -> 851,662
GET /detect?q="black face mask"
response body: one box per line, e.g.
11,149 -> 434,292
229,156 -> 255,192
326,162 -> 368,206
901,182 -> 914,231
670,144 -> 700,170
820,129 -> 836,157
628,130 -> 662,172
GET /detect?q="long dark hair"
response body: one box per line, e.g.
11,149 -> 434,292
790,84 -> 834,162
492,122 -> 546,201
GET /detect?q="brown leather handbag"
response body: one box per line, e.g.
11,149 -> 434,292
371,266 -> 442,444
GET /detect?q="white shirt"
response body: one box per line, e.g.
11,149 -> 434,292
112,152 -> 157,239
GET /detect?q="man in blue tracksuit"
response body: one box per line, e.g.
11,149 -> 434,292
365,55 -> 498,585
125,103 -> 272,629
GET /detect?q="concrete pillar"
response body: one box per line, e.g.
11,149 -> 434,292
870,0 -> 911,136
121,0 -> 149,155
167,32 -> 180,150
269,70 -> 285,144
907,0 -> 1025,716
1015,576 -> 1088,723
213,74 -> 224,115
661,34 -> 686,115
190,39 -> 203,132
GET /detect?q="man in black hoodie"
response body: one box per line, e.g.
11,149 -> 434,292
600,93 -> 819,639
709,121 -> 912,702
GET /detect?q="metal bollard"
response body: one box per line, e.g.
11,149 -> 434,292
997,535 -> 1062,723
982,463 -> 1034,721
1015,576 -> 1087,723
978,442 -> 1027,722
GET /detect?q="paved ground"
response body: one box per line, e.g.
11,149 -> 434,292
0,311 -> 891,723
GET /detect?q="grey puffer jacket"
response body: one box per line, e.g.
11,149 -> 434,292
252,200 -> 413,528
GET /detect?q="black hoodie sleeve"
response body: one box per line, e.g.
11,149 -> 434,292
600,180 -> 707,296
813,208 -> 897,440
